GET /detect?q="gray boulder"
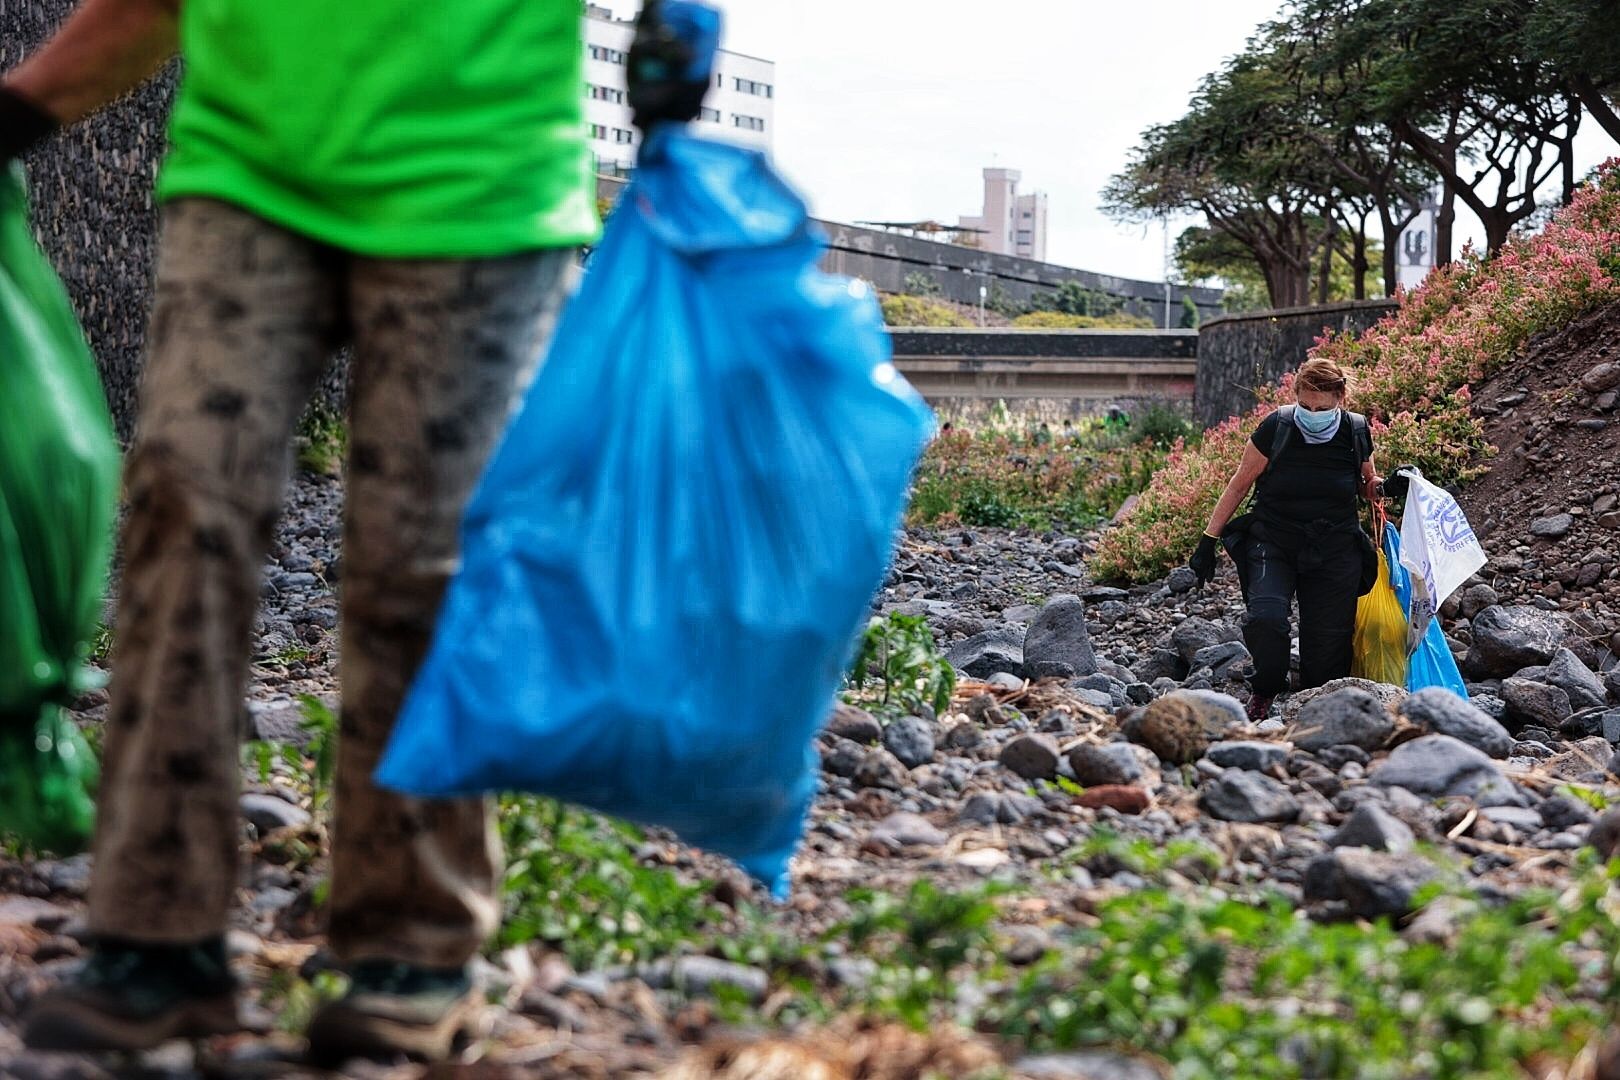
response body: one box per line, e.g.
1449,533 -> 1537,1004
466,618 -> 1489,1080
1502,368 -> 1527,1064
1289,687 -> 1394,752
826,703 -> 882,744
1282,678 -> 1406,724
1397,687 -> 1513,758
1067,743 -> 1143,787
1330,803 -> 1415,853
1501,678 -> 1573,729
1305,849 -> 1440,918
240,793 -> 311,836
1546,648 -> 1608,712
1465,605 -> 1570,678
1206,740 -> 1289,772
1370,734 -> 1524,806
945,627 -> 1025,680
1169,617 -> 1235,665
999,733 -> 1061,781
1199,771 -> 1300,823
1023,596 -> 1099,679
882,715 -> 936,769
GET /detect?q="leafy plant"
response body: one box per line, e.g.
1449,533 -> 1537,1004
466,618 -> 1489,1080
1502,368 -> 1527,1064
497,794 -> 728,970
296,405 -> 347,477
880,294 -> 971,328
846,612 -> 955,717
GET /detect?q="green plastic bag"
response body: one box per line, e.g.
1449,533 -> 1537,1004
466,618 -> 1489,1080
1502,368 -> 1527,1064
0,164 -> 120,853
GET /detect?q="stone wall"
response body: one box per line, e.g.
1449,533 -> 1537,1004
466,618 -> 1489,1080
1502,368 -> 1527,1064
1194,300 -> 1399,427
4,0 -> 177,441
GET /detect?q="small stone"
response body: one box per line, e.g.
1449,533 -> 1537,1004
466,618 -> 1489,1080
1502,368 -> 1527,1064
821,739 -> 864,778
960,793 -> 1002,825
1073,785 -> 1151,814
1289,687 -> 1394,752
942,720 -> 983,751
1067,743 -> 1143,787
854,749 -> 908,790
1330,803 -> 1415,853
1169,617 -> 1233,664
1397,687 -> 1513,758
1588,809 -> 1620,860
826,703 -> 882,744
1206,740 -> 1289,771
1191,641 -> 1252,678
1282,678 -> 1406,723
999,733 -> 1061,780
651,956 -> 769,1003
1129,691 -> 1236,764
1579,361 -> 1620,394
1199,770 -> 1300,823
882,715 -> 936,769
1166,566 -> 1198,594
1530,513 -> 1574,539
240,793 -> 311,836
869,812 -> 947,850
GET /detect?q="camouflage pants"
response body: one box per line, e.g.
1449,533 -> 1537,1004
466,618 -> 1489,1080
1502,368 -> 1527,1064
87,199 -> 573,967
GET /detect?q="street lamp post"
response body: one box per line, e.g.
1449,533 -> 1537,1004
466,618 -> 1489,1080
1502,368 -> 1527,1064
962,267 -> 987,327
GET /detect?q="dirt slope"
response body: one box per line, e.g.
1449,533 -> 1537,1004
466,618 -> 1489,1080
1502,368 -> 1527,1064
1456,302 -> 1620,658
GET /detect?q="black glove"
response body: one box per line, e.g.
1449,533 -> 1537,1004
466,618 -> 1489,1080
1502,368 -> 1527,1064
1188,533 -> 1219,586
1380,465 -> 1417,501
626,0 -> 714,132
0,85 -> 57,168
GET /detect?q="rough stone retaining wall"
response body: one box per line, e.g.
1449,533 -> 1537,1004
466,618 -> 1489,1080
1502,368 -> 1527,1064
1194,300 -> 1398,427
4,0 -> 177,441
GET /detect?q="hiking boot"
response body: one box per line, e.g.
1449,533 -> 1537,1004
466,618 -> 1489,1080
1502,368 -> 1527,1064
305,959 -> 479,1065
22,936 -> 238,1052
1246,694 -> 1276,723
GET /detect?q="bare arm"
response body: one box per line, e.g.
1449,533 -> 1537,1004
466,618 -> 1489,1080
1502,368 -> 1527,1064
1361,455 -> 1380,503
1203,441 -> 1269,538
5,0 -> 180,125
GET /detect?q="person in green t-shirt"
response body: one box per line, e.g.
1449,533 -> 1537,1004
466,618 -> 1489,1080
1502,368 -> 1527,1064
1,0 -> 712,1062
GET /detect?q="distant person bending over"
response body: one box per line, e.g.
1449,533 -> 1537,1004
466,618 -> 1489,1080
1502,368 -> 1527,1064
2,0 -> 706,1062
1186,359 -> 1404,721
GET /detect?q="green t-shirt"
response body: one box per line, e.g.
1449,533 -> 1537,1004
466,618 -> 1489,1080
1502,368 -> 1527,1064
157,0 -> 600,257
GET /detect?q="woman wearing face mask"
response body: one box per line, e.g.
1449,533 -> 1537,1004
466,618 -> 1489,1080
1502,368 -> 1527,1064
1186,359 -> 1395,721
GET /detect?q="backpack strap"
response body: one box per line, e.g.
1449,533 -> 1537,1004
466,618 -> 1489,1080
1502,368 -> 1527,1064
1262,404 -> 1296,476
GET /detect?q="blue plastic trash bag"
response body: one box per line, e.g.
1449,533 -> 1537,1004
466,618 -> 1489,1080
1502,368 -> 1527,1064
376,131 -> 935,897
1383,523 -> 1469,700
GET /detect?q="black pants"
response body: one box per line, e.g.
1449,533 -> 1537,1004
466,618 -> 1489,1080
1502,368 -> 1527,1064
1242,527 -> 1361,698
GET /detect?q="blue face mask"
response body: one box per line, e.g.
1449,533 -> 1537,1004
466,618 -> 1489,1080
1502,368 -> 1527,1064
1295,405 -> 1340,435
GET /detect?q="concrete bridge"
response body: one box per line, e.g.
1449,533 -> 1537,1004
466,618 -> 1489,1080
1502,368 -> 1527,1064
887,329 -> 1199,404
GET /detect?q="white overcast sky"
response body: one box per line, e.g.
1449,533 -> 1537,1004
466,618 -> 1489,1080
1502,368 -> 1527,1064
694,0 -> 1616,284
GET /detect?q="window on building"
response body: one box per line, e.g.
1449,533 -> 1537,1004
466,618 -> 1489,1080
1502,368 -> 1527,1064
733,77 -> 774,97
589,123 -> 607,140
732,114 -> 766,132
699,106 -> 721,123
589,44 -> 626,64
588,84 -> 625,104
716,72 -> 724,88
613,127 -> 635,144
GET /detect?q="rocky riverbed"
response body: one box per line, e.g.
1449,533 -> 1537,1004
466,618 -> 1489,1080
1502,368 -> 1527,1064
2,462 -> 1620,1078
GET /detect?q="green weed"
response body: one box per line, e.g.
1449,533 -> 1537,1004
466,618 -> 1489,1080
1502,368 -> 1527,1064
296,406 -> 347,477
845,612 -> 955,718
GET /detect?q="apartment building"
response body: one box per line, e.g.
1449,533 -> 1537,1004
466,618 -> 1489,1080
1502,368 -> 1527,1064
958,168 -> 1049,261
584,3 -> 776,175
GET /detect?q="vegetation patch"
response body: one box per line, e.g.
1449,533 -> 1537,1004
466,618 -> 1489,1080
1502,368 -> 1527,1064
1092,166 -> 1620,583
910,405 -> 1197,531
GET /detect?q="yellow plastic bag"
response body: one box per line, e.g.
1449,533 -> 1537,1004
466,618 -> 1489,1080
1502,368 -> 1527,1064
1351,548 -> 1409,686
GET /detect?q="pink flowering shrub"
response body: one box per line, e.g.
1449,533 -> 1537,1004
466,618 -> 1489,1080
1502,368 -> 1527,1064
1091,161 -> 1620,583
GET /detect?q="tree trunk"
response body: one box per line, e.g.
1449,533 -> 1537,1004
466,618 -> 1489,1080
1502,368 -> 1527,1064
1316,237 -> 1333,306
1573,76 -> 1620,146
1436,183 -> 1456,268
